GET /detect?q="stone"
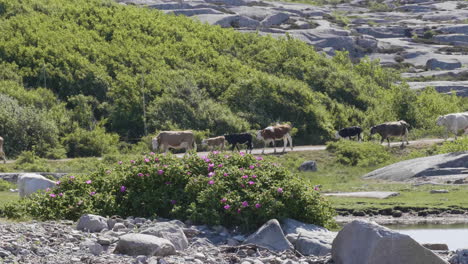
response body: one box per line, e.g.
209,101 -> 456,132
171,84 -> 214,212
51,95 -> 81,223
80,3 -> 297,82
243,219 -> 293,252
260,13 -> 290,27
17,173 -> 56,198
426,58 -> 461,71
422,243 -> 449,251
433,34 -> 468,46
113,223 -> 127,231
76,214 -> 108,233
332,220 -> 447,264
281,218 -> 335,256
324,191 -> 399,199
449,249 -> 468,264
430,189 -> 449,194
88,242 -> 104,255
141,222 -> 189,250
114,234 -> 176,256
298,161 -> 317,172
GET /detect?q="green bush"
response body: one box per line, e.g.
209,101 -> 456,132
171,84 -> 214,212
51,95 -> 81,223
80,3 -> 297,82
433,137 -> 468,154
326,140 -> 393,166
14,150 -> 51,172
0,179 -> 14,191
63,126 -> 119,157
2,152 -> 336,230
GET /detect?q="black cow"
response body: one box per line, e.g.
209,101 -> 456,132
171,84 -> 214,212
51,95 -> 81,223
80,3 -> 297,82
335,126 -> 363,141
224,133 -> 253,153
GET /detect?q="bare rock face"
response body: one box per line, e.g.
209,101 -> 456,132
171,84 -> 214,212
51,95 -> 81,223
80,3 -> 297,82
17,173 -> 56,198
426,58 -> 462,70
141,222 -> 189,250
76,214 -> 109,233
332,220 -> 447,264
114,234 -> 176,256
243,219 -> 293,251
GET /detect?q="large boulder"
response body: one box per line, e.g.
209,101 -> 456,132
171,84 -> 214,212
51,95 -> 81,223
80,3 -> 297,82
426,58 -> 462,70
114,234 -> 176,256
141,222 -> 189,250
298,161 -> 317,172
18,173 -> 56,198
77,214 -> 109,233
332,220 -> 447,264
243,219 -> 293,251
260,13 -> 290,27
281,218 -> 336,256
433,34 -> 468,46
449,249 -> 468,264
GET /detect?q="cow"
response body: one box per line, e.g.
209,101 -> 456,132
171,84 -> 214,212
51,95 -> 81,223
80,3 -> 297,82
370,120 -> 410,147
201,136 -> 225,151
335,126 -> 363,141
152,131 -> 196,154
256,124 -> 293,154
224,133 -> 253,153
0,136 -> 6,164
18,173 -> 56,198
436,112 -> 468,140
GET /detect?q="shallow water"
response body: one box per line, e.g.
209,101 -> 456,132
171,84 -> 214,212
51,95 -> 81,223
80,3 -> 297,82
388,224 -> 468,250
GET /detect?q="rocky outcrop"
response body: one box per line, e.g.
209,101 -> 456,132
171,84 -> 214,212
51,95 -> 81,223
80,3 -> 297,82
332,220 -> 447,264
243,219 -> 293,251
426,58 -> 462,70
77,214 -> 109,233
114,234 -> 176,256
141,221 -> 189,250
449,249 -> 468,264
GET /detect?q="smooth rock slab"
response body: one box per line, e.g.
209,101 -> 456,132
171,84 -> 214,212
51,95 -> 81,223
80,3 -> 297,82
76,214 -> 108,233
323,191 -> 399,199
243,219 -> 293,251
332,220 -> 447,264
426,58 -> 461,71
114,234 -> 176,256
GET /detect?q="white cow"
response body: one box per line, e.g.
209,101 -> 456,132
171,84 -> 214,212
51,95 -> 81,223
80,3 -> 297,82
18,173 -> 56,198
436,112 -> 468,140
152,131 -> 197,154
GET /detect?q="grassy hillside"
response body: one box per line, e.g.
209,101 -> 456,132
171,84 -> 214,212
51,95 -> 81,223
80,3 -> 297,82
0,0 -> 466,158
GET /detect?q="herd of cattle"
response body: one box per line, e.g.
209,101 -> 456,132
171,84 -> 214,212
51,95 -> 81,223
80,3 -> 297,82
0,113 -> 467,162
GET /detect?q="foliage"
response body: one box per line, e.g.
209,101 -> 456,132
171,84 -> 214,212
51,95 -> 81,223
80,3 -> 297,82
62,125 -> 119,158
430,137 -> 468,155
0,179 -> 14,191
14,150 -> 51,172
1,152 -> 336,230
326,140 -> 393,166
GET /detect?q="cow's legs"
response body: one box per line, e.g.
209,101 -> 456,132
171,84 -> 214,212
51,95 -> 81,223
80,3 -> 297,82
262,140 -> 267,154
282,137 -> 287,153
0,152 -> 5,164
221,142 -> 224,152
387,137 -> 390,147
287,134 -> 293,150
273,139 -> 277,154
358,133 -> 362,142
248,140 -> 253,154
231,143 -> 237,152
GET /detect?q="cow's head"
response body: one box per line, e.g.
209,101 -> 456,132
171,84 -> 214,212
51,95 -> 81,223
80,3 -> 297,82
370,126 -> 377,135
436,116 -> 445,126
201,139 -> 207,146
334,131 -> 341,139
256,130 -> 264,140
152,137 -> 159,150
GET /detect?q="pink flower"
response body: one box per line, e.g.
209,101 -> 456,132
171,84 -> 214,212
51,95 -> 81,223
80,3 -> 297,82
208,180 -> 215,185
237,209 -> 241,213
70,176 -> 75,180
89,191 -> 96,196
144,158 -> 150,163
277,187 -> 283,193
251,175 -> 257,178
118,161 -> 123,165
314,186 -> 320,191
46,188 -> 51,192
163,165 -> 168,168
240,184 -> 245,188
241,175 -> 248,179
224,155 -> 230,158
145,173 -> 150,177
56,181 -> 61,185
224,204 -> 231,210
165,181 -> 172,185
220,198 -> 227,203
256,156 -> 263,161
255,203 -> 261,208
86,180 -> 92,184
208,172 -> 215,177
203,157 -> 211,163
120,186 -> 126,192
158,170 -> 164,175
249,165 -> 255,169
212,151 -> 219,155
208,163 -> 215,169
150,152 -> 155,155
241,201 -> 248,207
218,164 -> 223,168
170,200 -> 177,205
49,193 -> 56,198
187,171 -> 192,175
58,193 -> 63,197
138,173 -> 144,177
239,152 -> 245,156
130,160 -> 135,164
106,170 -> 111,174
248,181 -> 255,185
154,157 -> 159,162
239,168 -> 244,171
223,173 -> 229,177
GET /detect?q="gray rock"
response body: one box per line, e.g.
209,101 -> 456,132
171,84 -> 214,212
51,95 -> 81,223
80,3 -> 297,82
114,234 -> 176,256
17,173 -> 56,198
332,220 -> 447,264
433,34 -> 468,46
426,58 -> 461,71
243,219 -> 293,252
449,248 -> 468,264
430,189 -> 449,194
141,222 -> 189,250
261,13 -> 290,27
355,26 -> 411,38
113,223 -> 127,231
324,191 -> 399,199
439,25 -> 468,35
298,161 -> 317,172
363,152 -> 468,182
408,81 -> 468,97
170,8 -> 223,16
76,214 -> 108,233
422,243 -> 449,251
281,218 -> 336,256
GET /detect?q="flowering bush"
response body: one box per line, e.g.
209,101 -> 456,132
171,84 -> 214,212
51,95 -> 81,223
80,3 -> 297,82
2,152 -> 336,230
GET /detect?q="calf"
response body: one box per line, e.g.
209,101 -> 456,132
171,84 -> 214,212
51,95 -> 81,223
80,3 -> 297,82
152,131 -> 196,154
256,124 -> 293,154
370,120 -> 410,147
224,133 -> 253,153
201,136 -> 225,151
436,112 -> 468,140
0,136 -> 5,164
335,126 -> 363,141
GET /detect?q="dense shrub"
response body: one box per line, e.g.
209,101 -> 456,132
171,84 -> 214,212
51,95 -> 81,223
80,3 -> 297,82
63,126 -> 119,157
326,140 -> 393,166
14,150 -> 51,172
0,179 -> 14,191
432,137 -> 468,155
2,152 -> 336,230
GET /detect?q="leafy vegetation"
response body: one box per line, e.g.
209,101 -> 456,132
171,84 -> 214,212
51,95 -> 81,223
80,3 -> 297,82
1,152 -> 336,230
0,0 -> 466,160
326,140 -> 392,166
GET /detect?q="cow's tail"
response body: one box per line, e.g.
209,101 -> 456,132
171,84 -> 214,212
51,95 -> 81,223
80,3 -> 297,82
193,140 -> 197,152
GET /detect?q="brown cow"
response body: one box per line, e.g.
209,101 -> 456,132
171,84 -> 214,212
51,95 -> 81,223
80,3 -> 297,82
370,120 -> 410,147
256,124 -> 293,154
152,131 -> 196,154
201,136 -> 225,151
0,136 -> 6,164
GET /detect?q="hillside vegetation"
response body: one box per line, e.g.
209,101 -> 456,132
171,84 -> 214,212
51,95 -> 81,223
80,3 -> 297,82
0,0 -> 466,158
